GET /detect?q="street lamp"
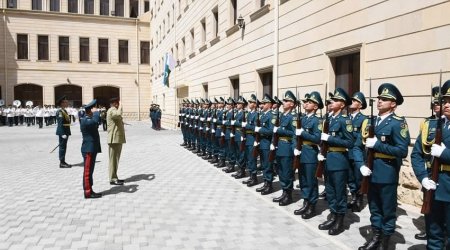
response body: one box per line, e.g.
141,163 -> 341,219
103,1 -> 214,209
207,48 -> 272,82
237,15 -> 245,29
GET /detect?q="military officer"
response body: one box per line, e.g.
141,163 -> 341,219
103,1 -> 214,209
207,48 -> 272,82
293,91 -> 323,219
223,98 -> 237,173
228,96 -> 247,176
255,94 -> 275,194
347,92 -> 368,212
213,97 -> 227,167
180,100 -> 188,146
317,88 -> 354,235
272,90 -> 297,206
56,96 -> 72,168
271,96 -> 283,176
107,97 -> 126,185
241,94 -> 258,186
356,83 -> 410,249
80,99 -> 102,199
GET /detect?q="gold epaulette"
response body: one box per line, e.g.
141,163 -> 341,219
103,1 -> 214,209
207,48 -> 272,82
421,119 -> 434,155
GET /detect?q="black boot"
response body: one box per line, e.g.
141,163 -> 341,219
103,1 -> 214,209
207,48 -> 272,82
246,173 -> 258,187
233,168 -> 246,179
414,232 -> 427,240
318,213 -> 336,230
180,142 -> 187,146
279,190 -> 292,206
273,190 -> 286,202
379,235 -> 390,250
294,200 -> 309,216
354,193 -> 363,212
242,176 -> 252,185
261,182 -> 273,195
358,229 -> 382,250
60,161 -> 71,168
223,164 -> 236,173
216,159 -> 226,168
301,204 -> 316,219
328,214 -> 344,235
256,181 -> 268,192
209,156 -> 218,163
202,154 -> 212,160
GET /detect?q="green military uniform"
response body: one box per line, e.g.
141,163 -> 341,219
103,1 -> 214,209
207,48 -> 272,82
107,97 -> 126,185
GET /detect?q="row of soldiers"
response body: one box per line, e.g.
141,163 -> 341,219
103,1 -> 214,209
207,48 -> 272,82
178,82 -> 450,250
149,104 -> 162,130
0,105 -> 79,128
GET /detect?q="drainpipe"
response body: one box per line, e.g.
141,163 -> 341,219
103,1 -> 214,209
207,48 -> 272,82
136,19 -> 141,120
273,1 -> 279,97
3,9 -> 7,103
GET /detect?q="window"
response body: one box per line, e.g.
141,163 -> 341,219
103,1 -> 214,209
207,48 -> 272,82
68,0 -> 78,13
167,12 -> 170,30
203,83 -> 208,99
178,0 -> 181,16
212,6 -> 219,38
260,71 -> 273,96
7,0 -> 17,8
38,35 -> 49,61
201,19 -> 206,45
58,36 -> 70,61
230,0 -> 237,25
17,34 -> 28,60
260,0 -> 266,7
118,40 -> 128,63
84,0 -> 94,14
49,0 -> 60,11
144,0 -> 150,12
333,52 -> 361,95
32,0 -> 42,10
130,0 -> 139,17
163,20 -> 166,36
231,78 -> 239,99
175,43 -> 179,61
100,0 -> 109,15
115,0 -> 124,16
190,28 -> 194,52
98,38 -> 109,62
140,41 -> 150,64
79,38 -> 90,62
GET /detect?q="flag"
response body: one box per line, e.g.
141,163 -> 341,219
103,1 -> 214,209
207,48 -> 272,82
163,53 -> 176,87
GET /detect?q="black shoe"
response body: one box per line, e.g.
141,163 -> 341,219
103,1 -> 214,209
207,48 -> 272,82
273,191 -> 287,202
279,190 -> 292,206
85,192 -> 102,199
301,205 -> 316,219
318,213 -> 337,230
328,214 -> 344,235
358,229 -> 382,250
216,159 -> 226,168
353,193 -> 363,212
261,183 -> 273,195
223,165 -> 235,173
202,154 -> 212,160
414,232 -> 427,240
233,168 -> 246,179
294,201 -> 309,216
256,181 -> 268,192
110,180 -> 124,185
180,142 -> 187,146
59,162 -> 71,168
246,174 -> 258,187
379,235 -> 390,250
209,156 -> 218,163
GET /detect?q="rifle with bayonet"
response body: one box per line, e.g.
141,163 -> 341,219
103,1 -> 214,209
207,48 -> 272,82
360,78 -> 375,194
316,83 -> 329,178
269,106 -> 280,162
240,109 -> 247,152
252,108 -> 261,157
211,108 -> 217,141
293,96 -> 303,170
230,107 -> 236,148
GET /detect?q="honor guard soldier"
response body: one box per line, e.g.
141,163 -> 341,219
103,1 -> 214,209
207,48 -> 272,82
241,94 -> 259,187
356,83 -> 410,249
271,96 -> 283,176
348,92 -> 368,212
255,94 -> 275,194
180,100 -> 188,147
293,91 -> 323,219
80,100 -> 102,199
317,88 -> 354,235
203,99 -> 215,160
227,96 -> 247,176
272,91 -> 297,206
411,82 -> 450,249
213,97 -> 226,166
56,95 -> 72,168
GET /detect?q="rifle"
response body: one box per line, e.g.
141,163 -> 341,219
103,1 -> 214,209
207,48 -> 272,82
230,107 -> 235,148
316,83 -> 329,178
360,78 -> 375,194
422,70 -> 443,214
177,107 -> 182,128
293,96 -> 303,170
220,109 -> 226,145
252,108 -> 261,157
268,106 -> 280,162
240,109 -> 247,152
211,108 -> 217,141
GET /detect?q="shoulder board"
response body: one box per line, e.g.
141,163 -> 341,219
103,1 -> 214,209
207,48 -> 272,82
341,114 -> 348,118
392,115 -> 404,121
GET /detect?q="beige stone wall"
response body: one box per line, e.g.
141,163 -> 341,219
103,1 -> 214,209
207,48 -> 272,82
0,9 -> 152,120
150,0 -> 450,207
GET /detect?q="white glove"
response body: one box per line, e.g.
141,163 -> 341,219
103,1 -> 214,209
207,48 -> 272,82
194,125 -> 197,128
230,132 -> 235,137
221,132 -> 225,137
195,116 -> 199,119
421,177 -> 437,190
185,122 -> 188,125
255,127 -> 261,133
366,137 -> 378,148
431,143 -> 446,157
61,135 -> 67,139
321,133 -> 330,141
189,125 -> 193,128
294,149 -> 301,156
270,144 -> 275,151
360,165 -> 372,176
199,127 -> 203,131
241,122 -> 247,127
213,118 -> 217,123
241,137 -> 246,141
253,141 -> 259,147
211,129 -> 215,133
317,153 -> 326,161
205,128 -> 209,131
273,127 -> 279,133
207,118 -> 211,122
296,128 -> 304,136
200,118 -> 205,122
231,120 -> 236,125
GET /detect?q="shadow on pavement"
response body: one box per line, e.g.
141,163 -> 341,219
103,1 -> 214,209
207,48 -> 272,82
101,184 -> 139,196
124,174 -> 156,183
72,161 -> 101,167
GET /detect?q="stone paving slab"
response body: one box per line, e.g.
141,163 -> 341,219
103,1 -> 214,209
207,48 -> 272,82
0,122 -> 426,249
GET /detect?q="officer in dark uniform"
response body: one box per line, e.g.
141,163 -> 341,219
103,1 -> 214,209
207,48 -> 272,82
223,98 -> 237,173
272,91 -> 297,206
56,96 -> 72,168
356,83 -> 410,249
228,96 -> 247,176
180,100 -> 188,147
80,99 -> 102,199
271,96 -> 282,176
242,94 -> 259,187
411,82 -> 450,249
317,88 -> 354,235
255,94 -> 275,194
347,92 -> 368,212
213,97 -> 227,167
293,91 -> 323,219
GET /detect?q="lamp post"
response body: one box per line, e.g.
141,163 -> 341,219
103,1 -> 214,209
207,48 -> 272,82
237,15 -> 245,29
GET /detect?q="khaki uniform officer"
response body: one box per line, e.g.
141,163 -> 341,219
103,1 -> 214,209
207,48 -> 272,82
107,97 -> 126,185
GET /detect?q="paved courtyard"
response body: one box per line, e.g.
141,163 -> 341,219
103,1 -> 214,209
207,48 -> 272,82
0,121 -> 427,250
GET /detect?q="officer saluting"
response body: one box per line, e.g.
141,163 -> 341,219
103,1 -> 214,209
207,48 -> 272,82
355,83 -> 410,249
56,95 -> 72,168
80,100 -> 102,199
